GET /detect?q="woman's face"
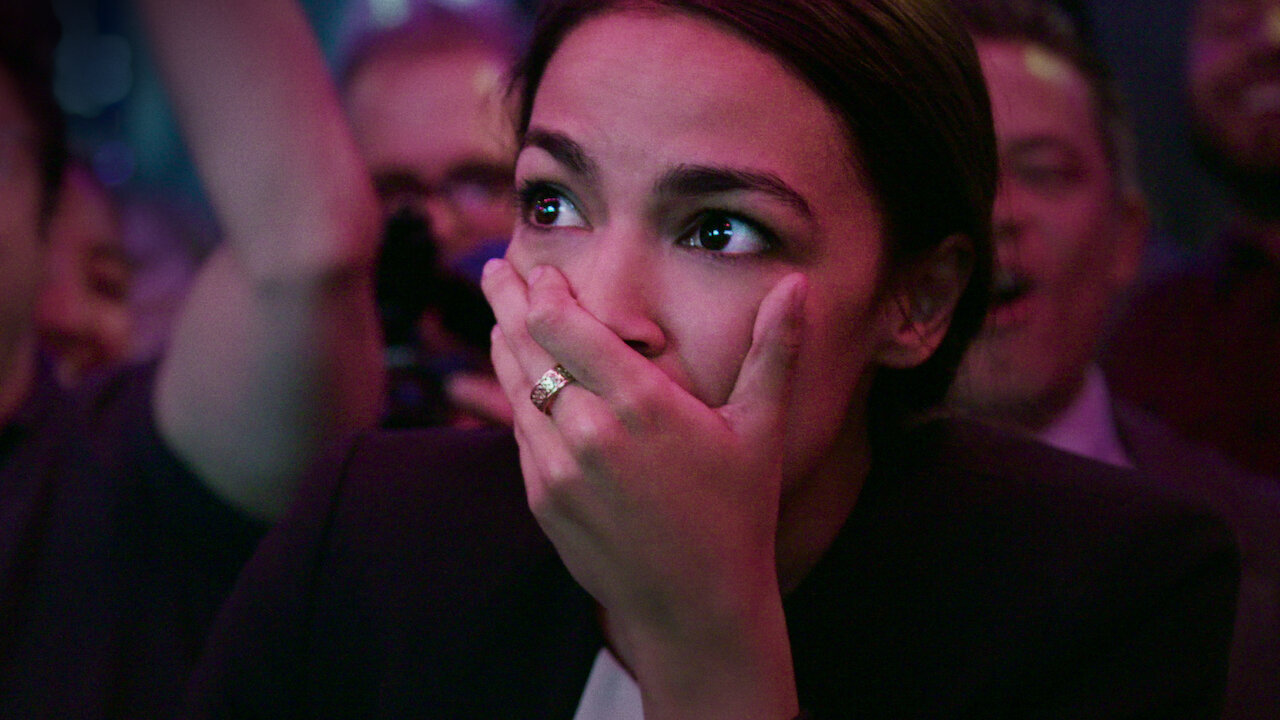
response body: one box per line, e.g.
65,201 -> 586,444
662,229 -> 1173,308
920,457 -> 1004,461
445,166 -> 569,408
506,10 -> 905,482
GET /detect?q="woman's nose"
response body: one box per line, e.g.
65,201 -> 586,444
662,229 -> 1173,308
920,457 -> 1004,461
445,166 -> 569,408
568,239 -> 667,358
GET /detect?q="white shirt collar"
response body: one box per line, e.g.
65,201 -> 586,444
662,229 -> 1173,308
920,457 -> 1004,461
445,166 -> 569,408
574,647 -> 644,720
1035,366 -> 1132,468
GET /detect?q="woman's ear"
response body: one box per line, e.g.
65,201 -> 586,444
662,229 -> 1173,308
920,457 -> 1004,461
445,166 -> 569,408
874,233 -> 973,369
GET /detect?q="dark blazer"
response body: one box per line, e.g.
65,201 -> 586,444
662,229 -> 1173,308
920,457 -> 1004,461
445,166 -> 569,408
0,363 -> 265,719
1115,401 -> 1280,720
185,419 -> 1239,719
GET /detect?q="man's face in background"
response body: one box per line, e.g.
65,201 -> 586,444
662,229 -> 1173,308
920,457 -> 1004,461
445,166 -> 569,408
344,45 -> 516,266
1187,0 -> 1280,218
950,39 -> 1145,427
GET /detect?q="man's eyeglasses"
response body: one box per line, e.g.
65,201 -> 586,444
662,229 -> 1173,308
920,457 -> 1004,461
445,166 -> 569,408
374,161 -> 512,218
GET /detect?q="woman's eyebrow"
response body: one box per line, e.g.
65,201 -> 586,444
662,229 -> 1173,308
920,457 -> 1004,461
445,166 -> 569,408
522,128 -> 599,180
655,164 -> 813,219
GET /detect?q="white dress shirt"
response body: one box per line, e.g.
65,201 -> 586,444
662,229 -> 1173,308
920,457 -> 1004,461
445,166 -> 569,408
1035,366 -> 1132,468
574,647 -> 645,720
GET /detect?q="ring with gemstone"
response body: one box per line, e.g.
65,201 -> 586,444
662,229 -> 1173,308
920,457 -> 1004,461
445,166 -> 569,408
530,364 -> 575,415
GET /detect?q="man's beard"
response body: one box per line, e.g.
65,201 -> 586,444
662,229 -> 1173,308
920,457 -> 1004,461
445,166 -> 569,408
1190,116 -> 1280,223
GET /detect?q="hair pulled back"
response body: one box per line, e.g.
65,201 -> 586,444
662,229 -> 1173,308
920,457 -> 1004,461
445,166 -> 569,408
512,0 -> 996,421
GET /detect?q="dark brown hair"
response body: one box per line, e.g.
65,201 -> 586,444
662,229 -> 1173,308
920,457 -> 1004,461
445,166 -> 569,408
511,0 -> 996,421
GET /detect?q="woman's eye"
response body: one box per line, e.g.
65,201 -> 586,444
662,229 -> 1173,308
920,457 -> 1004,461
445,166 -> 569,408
680,212 -> 771,255
520,186 -> 586,229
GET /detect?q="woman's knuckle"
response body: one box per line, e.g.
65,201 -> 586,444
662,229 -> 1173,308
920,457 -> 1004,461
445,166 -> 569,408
615,375 -> 661,424
540,455 -> 579,493
525,298 -> 567,342
562,410 -> 620,454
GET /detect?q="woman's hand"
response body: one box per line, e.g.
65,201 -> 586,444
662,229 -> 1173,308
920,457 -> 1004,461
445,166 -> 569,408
481,258 -> 806,720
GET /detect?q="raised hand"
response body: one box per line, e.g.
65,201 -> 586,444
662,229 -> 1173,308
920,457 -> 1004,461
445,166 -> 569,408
137,0 -> 384,520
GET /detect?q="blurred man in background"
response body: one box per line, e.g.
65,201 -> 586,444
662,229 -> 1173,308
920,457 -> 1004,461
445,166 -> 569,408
0,0 -> 384,715
949,0 -> 1147,460
340,3 -> 520,426
1106,0 -> 1280,481
35,159 -> 133,387
341,3 -> 520,278
949,1 -> 1280,716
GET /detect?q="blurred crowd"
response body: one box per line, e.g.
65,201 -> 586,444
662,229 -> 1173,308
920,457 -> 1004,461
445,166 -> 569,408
0,0 -> 1277,718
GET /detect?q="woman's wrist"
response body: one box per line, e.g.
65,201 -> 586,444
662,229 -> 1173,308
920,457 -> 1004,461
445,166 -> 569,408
611,588 -> 798,720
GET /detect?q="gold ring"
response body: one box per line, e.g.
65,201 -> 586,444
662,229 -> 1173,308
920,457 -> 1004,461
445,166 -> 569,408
530,364 -> 575,415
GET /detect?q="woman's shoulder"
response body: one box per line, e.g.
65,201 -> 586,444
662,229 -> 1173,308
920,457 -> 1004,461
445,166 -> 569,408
340,425 -> 519,475
883,414 -> 1233,520
861,414 -> 1238,583
265,425 -> 562,633
788,416 -> 1239,715
302,427 -> 528,539
186,434 -> 595,718
260,426 -> 539,582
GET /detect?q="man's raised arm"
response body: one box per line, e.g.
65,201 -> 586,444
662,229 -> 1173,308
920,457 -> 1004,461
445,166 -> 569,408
137,0 -> 386,520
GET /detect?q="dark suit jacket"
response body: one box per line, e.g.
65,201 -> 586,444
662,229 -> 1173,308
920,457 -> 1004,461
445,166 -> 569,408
0,363 -> 266,719
1105,227 -> 1280,479
185,419 -> 1239,719
1115,401 -> 1280,720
